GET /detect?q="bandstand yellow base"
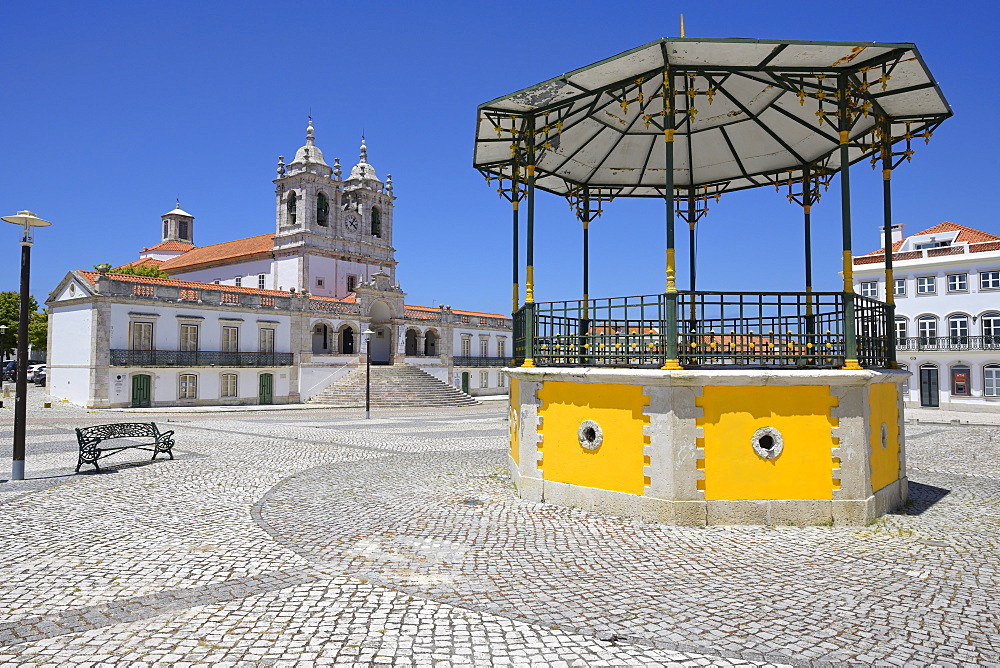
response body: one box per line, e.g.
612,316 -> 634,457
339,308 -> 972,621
507,367 -> 907,526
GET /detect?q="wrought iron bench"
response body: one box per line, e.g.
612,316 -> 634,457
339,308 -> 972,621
75,422 -> 175,472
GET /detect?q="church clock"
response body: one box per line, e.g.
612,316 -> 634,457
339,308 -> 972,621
345,214 -> 359,232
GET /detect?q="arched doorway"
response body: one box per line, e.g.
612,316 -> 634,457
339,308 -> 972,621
405,329 -> 419,356
424,330 -> 438,356
368,327 -> 391,364
312,324 -> 330,354
367,301 -> 393,365
340,326 -> 355,354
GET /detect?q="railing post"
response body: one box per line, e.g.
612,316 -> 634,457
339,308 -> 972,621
838,74 -> 861,370
661,63 -> 682,370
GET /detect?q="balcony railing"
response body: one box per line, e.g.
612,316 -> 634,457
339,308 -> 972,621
453,356 -> 514,367
110,350 -> 294,367
513,291 -> 892,369
897,336 -> 1000,351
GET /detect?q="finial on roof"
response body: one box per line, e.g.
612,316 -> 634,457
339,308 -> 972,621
306,119 -> 315,145
277,155 -> 286,176
386,174 -> 393,194
333,157 -> 342,180
680,14 -> 686,38
176,196 -> 181,209
359,138 -> 368,164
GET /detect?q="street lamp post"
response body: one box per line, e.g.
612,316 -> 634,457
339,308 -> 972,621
0,324 -> 8,396
2,211 -> 52,481
363,328 -> 375,420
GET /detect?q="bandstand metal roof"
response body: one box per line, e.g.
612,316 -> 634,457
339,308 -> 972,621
474,37 -> 952,197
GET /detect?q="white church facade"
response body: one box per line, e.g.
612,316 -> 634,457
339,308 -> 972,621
45,124 -> 511,408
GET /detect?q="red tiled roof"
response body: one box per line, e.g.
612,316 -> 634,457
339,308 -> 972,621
864,221 -> 1000,256
78,270 -> 293,297
114,257 -> 165,270
159,233 -> 275,272
141,241 -> 195,252
404,304 -> 510,319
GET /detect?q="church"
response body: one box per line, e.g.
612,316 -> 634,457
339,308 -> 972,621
44,123 -> 512,408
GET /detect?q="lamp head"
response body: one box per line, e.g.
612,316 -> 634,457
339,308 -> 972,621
3,210 -> 52,246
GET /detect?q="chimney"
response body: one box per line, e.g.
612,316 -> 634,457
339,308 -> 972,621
879,223 -> 904,249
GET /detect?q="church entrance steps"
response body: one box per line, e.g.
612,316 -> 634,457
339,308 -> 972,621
308,364 -> 478,408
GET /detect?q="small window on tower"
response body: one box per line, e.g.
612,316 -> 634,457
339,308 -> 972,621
371,207 -> 382,238
317,193 -> 329,226
316,277 -> 325,288
163,221 -> 169,239
178,220 -> 189,240
347,275 -> 357,293
287,191 -> 297,225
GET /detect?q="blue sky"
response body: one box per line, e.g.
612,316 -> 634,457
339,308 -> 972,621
1,0 -> 996,316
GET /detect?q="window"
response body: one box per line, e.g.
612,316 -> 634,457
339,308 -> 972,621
316,277 -> 325,288
951,365 -> 970,396
221,373 -> 238,398
347,275 -> 357,293
893,278 -> 906,296
947,273 -> 968,292
213,279 -> 221,285
259,328 -> 275,353
497,338 -> 506,358
180,324 -> 199,351
948,315 -> 969,343
178,374 -> 198,399
480,338 -> 489,357
498,372 -> 506,388
986,364 -> 1000,397
258,274 -> 266,290
163,221 -> 169,239
131,321 -> 153,351
317,193 -> 329,226
982,313 -> 1000,343
917,316 -> 937,343
178,220 -> 189,240
235,276 -> 242,288
894,318 -> 907,343
916,276 -> 936,294
371,207 -> 382,238
480,371 -> 489,388
915,240 -> 950,250
860,281 -> 878,298
287,191 -> 297,225
981,271 -> 1000,290
222,326 -> 239,353
461,337 -> 471,357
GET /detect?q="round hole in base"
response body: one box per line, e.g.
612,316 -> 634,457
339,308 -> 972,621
578,420 -> 603,451
751,426 -> 784,460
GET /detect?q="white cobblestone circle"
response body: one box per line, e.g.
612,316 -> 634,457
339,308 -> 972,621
577,419 -> 603,450
751,426 -> 784,459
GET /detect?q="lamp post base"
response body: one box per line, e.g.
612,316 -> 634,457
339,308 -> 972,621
11,460 -> 24,481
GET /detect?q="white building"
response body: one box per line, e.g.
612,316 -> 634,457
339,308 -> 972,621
45,124 -> 511,408
853,221 -> 1000,411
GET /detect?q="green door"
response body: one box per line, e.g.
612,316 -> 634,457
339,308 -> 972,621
461,372 -> 470,394
259,373 -> 273,405
131,374 -> 151,408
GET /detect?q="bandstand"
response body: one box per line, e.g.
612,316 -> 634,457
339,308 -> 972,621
474,37 -> 951,525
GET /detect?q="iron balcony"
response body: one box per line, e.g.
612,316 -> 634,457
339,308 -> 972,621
897,336 -> 1000,352
110,350 -> 294,367
453,356 -> 514,367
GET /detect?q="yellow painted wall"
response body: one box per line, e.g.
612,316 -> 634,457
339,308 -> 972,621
509,377 -> 520,467
537,381 -> 648,495
697,386 -> 838,501
868,382 -> 901,492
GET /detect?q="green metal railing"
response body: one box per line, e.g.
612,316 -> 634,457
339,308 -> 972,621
512,291 -> 892,369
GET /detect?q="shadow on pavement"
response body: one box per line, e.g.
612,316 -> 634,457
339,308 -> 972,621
892,480 -> 951,516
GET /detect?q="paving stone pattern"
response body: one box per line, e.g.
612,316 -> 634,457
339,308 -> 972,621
0,386 -> 997,665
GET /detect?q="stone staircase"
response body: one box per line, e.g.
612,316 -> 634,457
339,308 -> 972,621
308,365 -> 478,408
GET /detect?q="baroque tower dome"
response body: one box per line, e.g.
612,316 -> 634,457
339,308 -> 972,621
347,139 -> 380,184
287,120 -> 332,177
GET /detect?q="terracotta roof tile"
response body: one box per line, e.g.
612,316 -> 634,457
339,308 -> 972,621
114,258 -> 165,269
77,270 -> 293,297
159,233 -> 275,272
404,304 -> 510,320
141,241 -> 195,252
863,221 -> 1000,256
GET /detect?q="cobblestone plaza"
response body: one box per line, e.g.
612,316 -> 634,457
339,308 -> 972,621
1,387 -> 999,666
